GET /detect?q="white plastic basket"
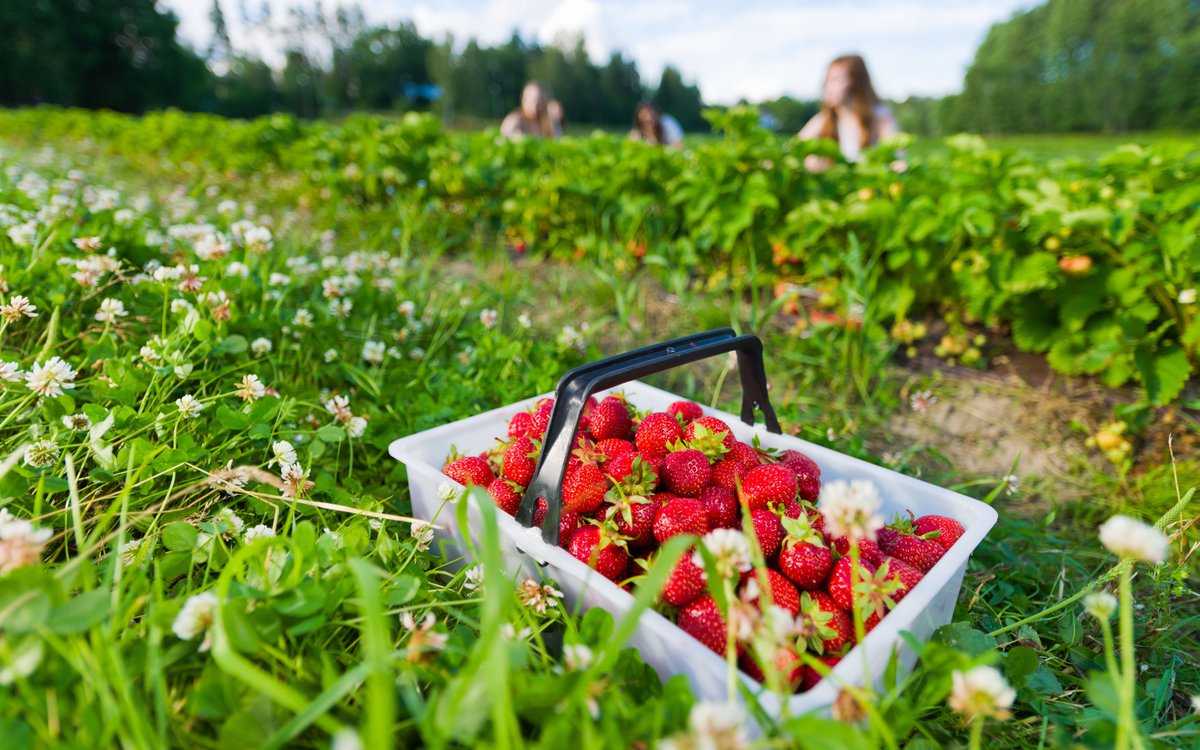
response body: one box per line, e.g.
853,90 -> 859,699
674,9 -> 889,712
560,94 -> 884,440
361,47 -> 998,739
388,375 -> 997,717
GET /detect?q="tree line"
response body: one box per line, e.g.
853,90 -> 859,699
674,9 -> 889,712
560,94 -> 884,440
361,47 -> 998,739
3,0 -> 1198,135
0,0 -> 707,131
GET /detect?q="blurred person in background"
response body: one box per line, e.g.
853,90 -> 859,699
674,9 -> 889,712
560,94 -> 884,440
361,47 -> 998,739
798,54 -> 900,171
629,102 -> 683,147
501,81 -> 563,139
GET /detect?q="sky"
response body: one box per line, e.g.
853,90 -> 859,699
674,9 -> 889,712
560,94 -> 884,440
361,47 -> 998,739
165,0 -> 1040,103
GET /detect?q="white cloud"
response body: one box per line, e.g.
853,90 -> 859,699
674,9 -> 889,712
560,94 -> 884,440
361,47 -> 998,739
165,0 -> 1039,102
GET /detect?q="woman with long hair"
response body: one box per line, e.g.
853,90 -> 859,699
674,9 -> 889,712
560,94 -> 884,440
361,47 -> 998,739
500,81 -> 563,140
629,102 -> 683,147
798,55 -> 899,170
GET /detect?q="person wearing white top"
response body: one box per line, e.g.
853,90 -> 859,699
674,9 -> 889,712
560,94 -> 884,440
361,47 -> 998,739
798,55 -> 900,170
629,102 -> 683,148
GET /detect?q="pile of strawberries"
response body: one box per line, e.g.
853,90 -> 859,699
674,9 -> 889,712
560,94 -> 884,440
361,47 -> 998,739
442,394 -> 965,693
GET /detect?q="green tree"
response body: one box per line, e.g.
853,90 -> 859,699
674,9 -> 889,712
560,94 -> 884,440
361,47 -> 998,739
652,66 -> 705,131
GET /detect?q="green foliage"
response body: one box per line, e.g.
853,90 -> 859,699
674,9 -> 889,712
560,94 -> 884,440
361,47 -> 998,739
0,112 -> 1197,749
948,0 -> 1200,133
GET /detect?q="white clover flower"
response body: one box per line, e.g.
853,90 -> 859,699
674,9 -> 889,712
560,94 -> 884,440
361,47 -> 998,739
331,729 -> 363,750
1083,592 -> 1117,620
517,579 -> 564,614
1192,695 -> 1200,714
61,413 -> 92,431
323,348 -> 338,363
1179,289 -> 1196,305
280,462 -> 313,499
25,357 -> 76,398
328,298 -> 353,318
1099,514 -> 1169,565
660,701 -> 749,750
250,337 -> 272,356
194,233 -> 230,261
172,591 -> 219,650
479,308 -> 499,328
156,266 -> 184,283
695,529 -> 752,580
501,623 -> 532,640
292,308 -> 313,327
362,340 -> 386,365
175,394 -> 205,419
243,225 -> 272,251
243,524 -> 276,543
818,479 -> 884,542
235,374 -> 266,403
437,482 -> 461,503
463,564 -> 483,591
214,508 -> 245,535
225,261 -> 250,278
563,643 -> 593,671
5,221 -> 37,248
24,438 -> 60,468
517,312 -> 533,329
409,347 -> 425,361
271,440 -> 298,467
397,300 -> 415,317
0,294 -> 38,322
119,537 -> 152,567
1003,474 -> 1020,496
347,416 -> 367,438
0,361 -> 22,385
0,508 -> 54,573
74,236 -> 102,251
910,389 -> 937,413
399,611 -> 448,656
948,666 -> 1016,721
94,298 -> 127,324
325,395 -> 353,424
268,272 -> 290,287
410,520 -> 434,551
558,325 -> 585,351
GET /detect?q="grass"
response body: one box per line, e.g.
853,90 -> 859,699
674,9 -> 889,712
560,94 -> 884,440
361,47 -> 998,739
0,129 -> 1197,749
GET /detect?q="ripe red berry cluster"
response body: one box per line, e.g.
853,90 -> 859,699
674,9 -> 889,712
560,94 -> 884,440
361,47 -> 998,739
442,394 -> 966,693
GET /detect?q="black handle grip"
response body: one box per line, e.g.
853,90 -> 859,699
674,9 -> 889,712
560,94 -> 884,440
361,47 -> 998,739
515,329 -> 781,545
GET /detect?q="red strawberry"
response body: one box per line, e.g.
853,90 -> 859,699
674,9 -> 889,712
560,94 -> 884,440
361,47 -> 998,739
880,556 -> 924,603
726,441 -> 761,469
779,449 -> 821,501
635,412 -> 684,458
823,607 -> 854,655
778,515 -> 833,591
596,438 -> 635,460
533,498 -> 581,548
661,550 -> 708,606
529,409 -> 552,439
605,453 -> 658,496
711,458 -> 751,490
880,534 -> 945,573
562,463 -> 607,514
740,464 -> 797,510
605,493 -> 659,547
653,496 -> 709,543
507,411 -> 534,438
799,655 -> 841,691
677,595 -> 729,655
443,456 -> 495,487
683,416 -> 735,460
589,396 -> 633,441
745,568 -> 800,616
877,527 -> 900,550
831,536 -> 884,566
501,436 -> 538,486
697,486 -> 738,529
604,450 -> 639,483
660,449 -> 712,497
913,514 -> 965,550
826,555 -> 878,612
668,400 -> 704,424
750,509 -> 783,560
487,478 -> 523,516
568,524 -> 629,582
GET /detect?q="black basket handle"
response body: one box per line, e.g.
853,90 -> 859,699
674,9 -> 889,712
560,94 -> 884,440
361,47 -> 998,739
515,329 -> 781,544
